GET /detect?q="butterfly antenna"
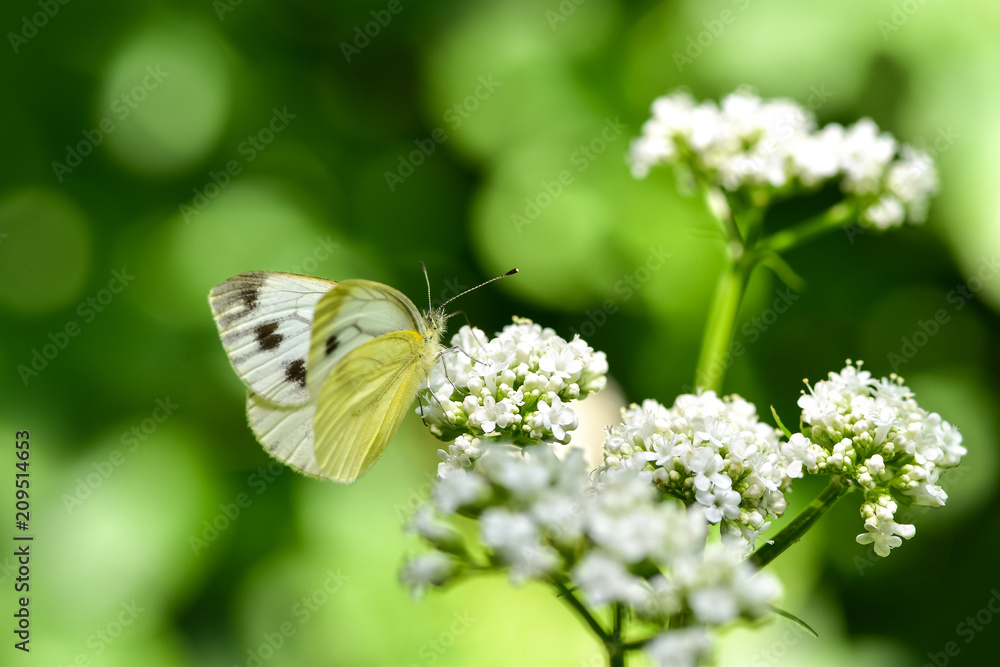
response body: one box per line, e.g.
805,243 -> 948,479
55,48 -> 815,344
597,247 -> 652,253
441,268 -> 519,309
421,261 -> 433,312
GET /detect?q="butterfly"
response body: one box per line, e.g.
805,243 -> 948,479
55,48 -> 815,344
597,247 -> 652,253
208,268 -> 516,483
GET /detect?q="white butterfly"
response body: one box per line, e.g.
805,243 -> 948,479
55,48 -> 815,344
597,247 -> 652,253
209,269 -> 515,483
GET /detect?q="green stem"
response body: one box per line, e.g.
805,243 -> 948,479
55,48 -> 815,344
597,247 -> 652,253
610,604 -> 625,667
550,579 -> 632,667
759,202 -> 855,255
694,256 -> 753,393
551,577 -> 610,644
749,477 -> 852,569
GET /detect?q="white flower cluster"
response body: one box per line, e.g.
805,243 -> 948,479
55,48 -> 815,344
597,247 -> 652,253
792,361 -> 966,556
400,443 -> 782,666
598,392 -> 795,548
629,88 -> 937,229
646,627 -> 712,667
417,318 -> 608,475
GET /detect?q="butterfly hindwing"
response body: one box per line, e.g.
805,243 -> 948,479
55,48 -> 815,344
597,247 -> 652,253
246,391 -> 324,478
210,271 -> 337,406
306,279 -> 425,399
313,331 -> 426,482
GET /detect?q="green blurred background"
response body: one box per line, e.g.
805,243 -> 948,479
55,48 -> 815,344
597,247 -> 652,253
2,0 -> 999,665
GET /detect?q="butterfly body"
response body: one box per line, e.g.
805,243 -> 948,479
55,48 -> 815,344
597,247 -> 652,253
210,271 -> 445,483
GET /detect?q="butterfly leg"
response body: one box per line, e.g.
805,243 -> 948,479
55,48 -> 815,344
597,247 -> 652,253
416,391 -> 431,428
437,347 -> 474,396
418,377 -> 460,429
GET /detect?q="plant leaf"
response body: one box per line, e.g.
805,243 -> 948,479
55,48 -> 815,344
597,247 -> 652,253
768,605 -> 818,637
770,405 -> 793,439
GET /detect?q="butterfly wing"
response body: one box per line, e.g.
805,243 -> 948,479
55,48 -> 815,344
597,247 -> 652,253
212,273 -> 433,483
246,391 -> 324,478
306,279 -> 425,398
209,271 -> 337,406
313,331 -> 426,482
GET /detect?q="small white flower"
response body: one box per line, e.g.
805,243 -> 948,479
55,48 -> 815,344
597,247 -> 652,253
472,396 -> 514,433
481,508 -> 537,553
905,482 -> 947,507
539,343 -> 584,383
695,488 -> 742,524
732,565 -> 783,618
645,628 -> 712,667
689,586 -> 739,625
532,395 -> 578,442
781,432 -> 823,477
637,575 -> 682,621
531,494 -> 585,544
434,469 -> 489,514
856,515 -> 916,557
407,507 -> 458,547
887,146 -> 938,222
791,123 -> 844,185
863,195 -> 906,230
840,118 -> 898,195
487,452 -> 552,501
399,552 -> 460,597
572,552 -> 650,606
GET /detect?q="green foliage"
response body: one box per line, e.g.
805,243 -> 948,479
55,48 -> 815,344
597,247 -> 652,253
1,1 -> 998,665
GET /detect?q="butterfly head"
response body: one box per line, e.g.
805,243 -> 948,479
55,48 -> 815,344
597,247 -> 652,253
419,265 -> 519,353
422,306 -> 447,344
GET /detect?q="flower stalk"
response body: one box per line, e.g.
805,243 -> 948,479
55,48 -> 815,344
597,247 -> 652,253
694,254 -> 753,393
610,603 -> 626,667
551,576 -> 611,644
759,202 -> 856,255
749,477 -> 851,569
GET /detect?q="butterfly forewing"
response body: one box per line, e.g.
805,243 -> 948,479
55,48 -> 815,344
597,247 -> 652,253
210,271 -> 337,406
313,331 -> 427,482
306,279 -> 425,399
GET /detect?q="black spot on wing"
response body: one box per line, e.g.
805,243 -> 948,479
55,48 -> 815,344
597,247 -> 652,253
211,273 -> 267,329
285,358 -> 307,387
325,334 -> 339,356
238,289 -> 259,311
255,322 -> 284,350
235,272 -> 267,312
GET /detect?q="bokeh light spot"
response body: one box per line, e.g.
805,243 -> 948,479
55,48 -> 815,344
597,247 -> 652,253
101,18 -> 233,176
0,189 -> 90,314
134,178 -> 344,327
